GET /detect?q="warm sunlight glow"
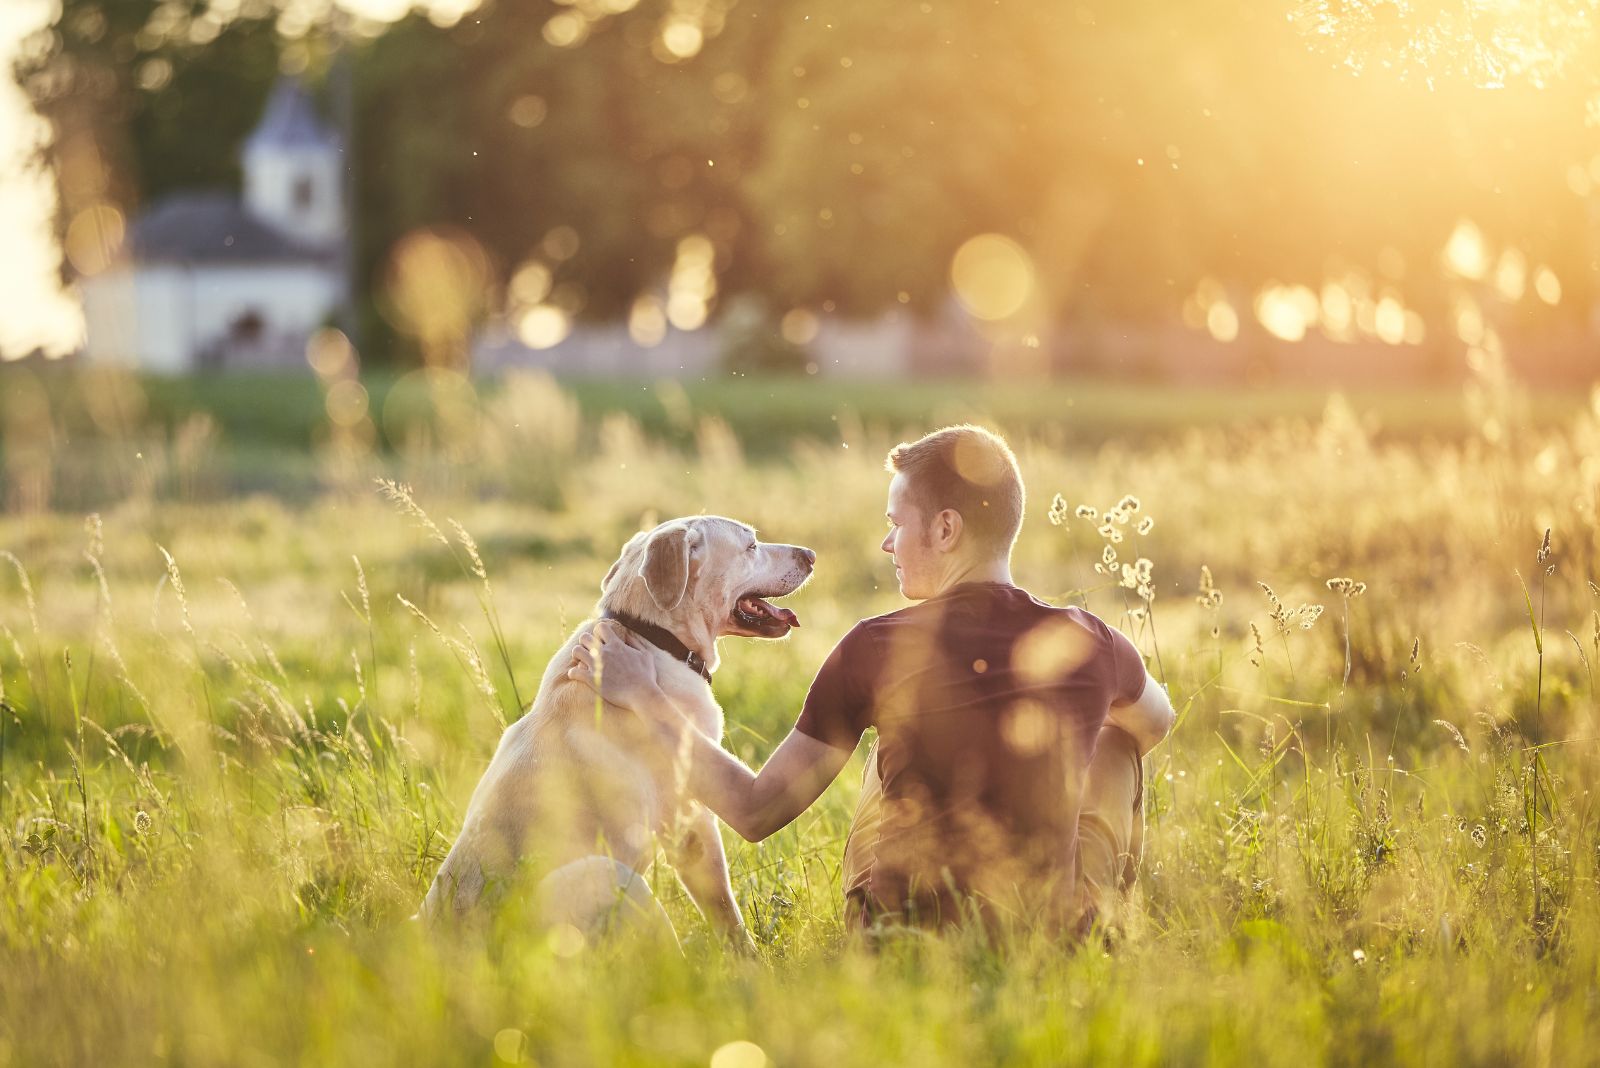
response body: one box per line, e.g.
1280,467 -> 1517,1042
950,234 -> 1034,321
1206,301 -> 1239,343
780,308 -> 820,345
1443,219 -> 1489,281
628,293 -> 667,347
1254,284 -> 1318,343
64,203 -> 124,277
516,304 -> 572,349
1533,265 -> 1562,305
666,234 -> 716,331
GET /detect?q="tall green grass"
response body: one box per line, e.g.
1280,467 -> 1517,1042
1,379 -> 1597,1065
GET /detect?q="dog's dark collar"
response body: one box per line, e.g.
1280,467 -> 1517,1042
601,611 -> 712,685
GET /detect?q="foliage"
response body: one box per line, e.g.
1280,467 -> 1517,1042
15,0 -> 1600,365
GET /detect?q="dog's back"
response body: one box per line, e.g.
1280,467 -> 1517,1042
420,628 -> 697,921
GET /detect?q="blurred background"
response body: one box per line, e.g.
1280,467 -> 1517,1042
5,0 -> 1599,375
1,0 -> 1599,508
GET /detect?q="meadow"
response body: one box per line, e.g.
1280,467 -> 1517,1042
1,368 -> 1597,1066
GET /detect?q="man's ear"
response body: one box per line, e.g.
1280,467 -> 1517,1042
640,524 -> 695,610
934,508 -> 964,552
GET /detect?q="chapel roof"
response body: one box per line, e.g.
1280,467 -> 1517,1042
244,77 -> 339,153
126,192 -> 335,265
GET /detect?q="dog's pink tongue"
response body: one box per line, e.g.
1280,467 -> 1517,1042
774,606 -> 800,628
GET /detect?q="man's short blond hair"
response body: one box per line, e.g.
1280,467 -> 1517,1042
886,425 -> 1025,556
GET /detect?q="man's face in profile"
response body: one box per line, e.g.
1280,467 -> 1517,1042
881,472 -> 940,600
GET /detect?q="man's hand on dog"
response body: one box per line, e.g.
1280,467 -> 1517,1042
568,621 -> 669,719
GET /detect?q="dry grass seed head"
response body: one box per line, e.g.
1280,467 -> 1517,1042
352,556 -> 371,620
0,551 -> 40,640
377,478 -> 451,549
448,519 -> 488,581
84,513 -> 104,560
157,546 -> 195,640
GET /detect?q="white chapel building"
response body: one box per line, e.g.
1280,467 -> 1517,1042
80,78 -> 348,371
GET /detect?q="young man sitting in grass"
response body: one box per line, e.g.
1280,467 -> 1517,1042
569,425 -> 1175,936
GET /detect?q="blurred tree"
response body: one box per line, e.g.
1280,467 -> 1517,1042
16,0 -> 282,284
15,0 -> 1600,370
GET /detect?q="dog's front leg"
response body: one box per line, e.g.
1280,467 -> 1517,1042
669,805 -> 756,954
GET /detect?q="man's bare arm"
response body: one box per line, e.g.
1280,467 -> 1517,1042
567,625 -> 854,841
644,707 -> 852,842
1107,669 -> 1176,756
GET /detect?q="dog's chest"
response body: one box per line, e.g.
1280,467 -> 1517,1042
654,655 -> 723,737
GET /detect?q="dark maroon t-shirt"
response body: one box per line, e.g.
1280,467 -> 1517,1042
795,582 -> 1147,918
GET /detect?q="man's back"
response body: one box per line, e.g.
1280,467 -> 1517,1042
796,581 -> 1148,925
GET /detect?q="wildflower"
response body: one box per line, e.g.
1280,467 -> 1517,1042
1197,565 -> 1223,609
1048,494 -> 1069,526
1120,564 -> 1138,590
1248,622 -> 1264,667
1352,948 -> 1366,965
1117,495 -> 1141,513
1537,528 -> 1551,563
1075,505 -> 1098,520
1135,558 -> 1154,583
1136,516 -> 1155,535
1102,545 -> 1117,567
1296,604 -> 1324,629
134,810 -> 152,835
1258,582 -> 1280,608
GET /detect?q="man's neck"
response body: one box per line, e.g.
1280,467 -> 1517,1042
930,556 -> 1013,598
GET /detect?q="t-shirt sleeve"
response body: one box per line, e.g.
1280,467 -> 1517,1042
1107,622 -> 1149,705
794,623 -> 875,751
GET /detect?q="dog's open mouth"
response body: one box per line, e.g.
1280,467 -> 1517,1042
732,592 -> 800,637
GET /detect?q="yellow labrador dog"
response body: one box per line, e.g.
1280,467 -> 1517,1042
420,516 -> 813,946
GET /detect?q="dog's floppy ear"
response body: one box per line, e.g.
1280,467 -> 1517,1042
640,524 -> 695,610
